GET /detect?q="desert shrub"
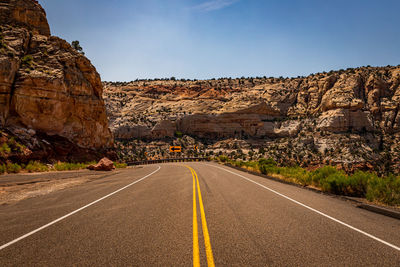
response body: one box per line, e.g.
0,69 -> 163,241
21,55 -> 33,66
259,164 -> 272,175
258,157 -> 278,175
235,160 -> 247,168
347,171 -> 372,196
54,162 -> 87,171
242,160 -> 258,169
258,157 -> 277,167
6,163 -> 21,173
218,155 -> 229,163
308,166 -> 368,195
366,174 -> 400,205
0,143 -> 11,156
25,161 -> 49,173
280,166 -> 311,185
114,162 -> 127,168
174,131 -> 183,138
318,171 -> 348,194
0,164 -> 5,174
309,166 -> 340,187
7,137 -> 25,152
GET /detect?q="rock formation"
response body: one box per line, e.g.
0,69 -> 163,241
0,0 -> 50,36
0,0 -> 112,158
87,157 -> 115,171
104,66 -> 400,173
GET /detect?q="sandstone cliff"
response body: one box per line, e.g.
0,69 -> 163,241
104,66 -> 400,173
0,0 -> 112,159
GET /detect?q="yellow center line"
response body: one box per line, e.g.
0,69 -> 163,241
185,165 -> 215,267
193,167 -> 216,267
190,167 -> 201,267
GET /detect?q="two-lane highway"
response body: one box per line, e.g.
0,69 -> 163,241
0,163 -> 399,266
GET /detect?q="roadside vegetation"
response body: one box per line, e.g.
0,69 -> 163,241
53,162 -> 93,171
114,162 -> 127,168
0,161 -> 128,175
215,156 -> 400,206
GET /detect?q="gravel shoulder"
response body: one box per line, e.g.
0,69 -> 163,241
0,169 -> 133,205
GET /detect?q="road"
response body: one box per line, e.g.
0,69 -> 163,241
0,162 -> 399,266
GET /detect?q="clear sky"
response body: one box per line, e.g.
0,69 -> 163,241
39,0 -> 400,81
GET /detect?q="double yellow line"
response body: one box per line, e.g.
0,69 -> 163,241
185,165 -> 215,267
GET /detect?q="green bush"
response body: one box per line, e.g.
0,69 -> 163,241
174,131 -> 183,138
25,161 -> 49,173
319,171 -> 348,194
347,171 -> 371,196
310,166 -> 339,187
366,174 -> 400,205
54,162 -> 87,171
258,158 -> 279,175
258,165 -> 272,175
258,157 -> 277,167
242,161 -> 258,169
6,163 -> 21,173
21,55 -> 33,66
0,143 -> 11,155
218,155 -> 229,163
114,162 -> 127,168
279,166 -> 311,186
0,164 -> 5,174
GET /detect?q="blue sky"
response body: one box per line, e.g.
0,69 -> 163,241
39,0 -> 400,81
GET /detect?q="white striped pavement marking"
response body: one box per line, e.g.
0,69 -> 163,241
205,163 -> 400,252
0,166 -> 161,251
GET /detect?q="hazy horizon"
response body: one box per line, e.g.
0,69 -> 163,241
39,0 -> 400,81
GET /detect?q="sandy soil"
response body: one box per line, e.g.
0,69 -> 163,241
0,178 -> 89,205
0,170 -> 122,205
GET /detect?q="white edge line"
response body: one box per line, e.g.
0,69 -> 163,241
205,163 -> 400,252
0,166 -> 161,251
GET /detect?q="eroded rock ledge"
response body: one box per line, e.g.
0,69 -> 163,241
104,66 -> 400,172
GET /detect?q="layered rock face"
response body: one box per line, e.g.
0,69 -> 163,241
104,66 -> 400,172
0,0 -> 112,150
0,0 -> 50,36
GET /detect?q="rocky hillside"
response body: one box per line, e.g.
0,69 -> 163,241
104,66 -> 400,174
0,0 -> 113,163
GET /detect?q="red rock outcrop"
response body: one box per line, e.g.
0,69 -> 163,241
0,0 -> 50,36
87,157 -> 115,171
0,0 -> 113,150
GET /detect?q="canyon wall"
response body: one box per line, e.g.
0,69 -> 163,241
104,66 -> 400,172
0,0 -> 112,152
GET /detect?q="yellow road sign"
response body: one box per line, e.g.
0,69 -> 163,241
194,145 -> 199,150
169,146 -> 182,152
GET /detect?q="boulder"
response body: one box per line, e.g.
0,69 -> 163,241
88,157 -> 115,171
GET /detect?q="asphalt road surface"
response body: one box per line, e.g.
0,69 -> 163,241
0,162 -> 399,266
